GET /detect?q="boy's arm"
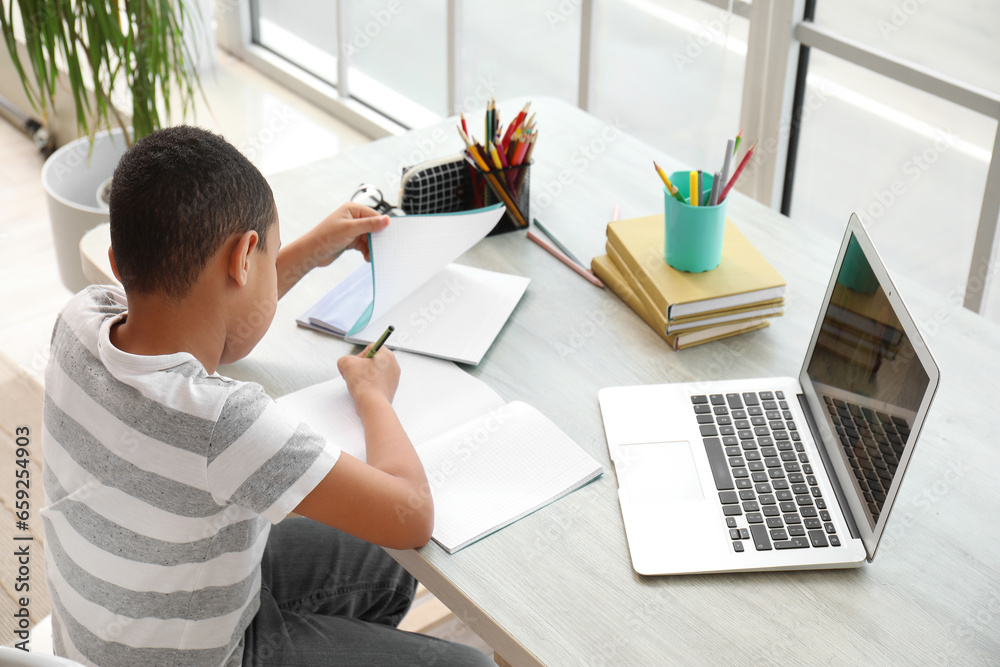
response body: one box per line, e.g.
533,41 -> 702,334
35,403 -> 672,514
276,202 -> 389,298
293,348 -> 433,549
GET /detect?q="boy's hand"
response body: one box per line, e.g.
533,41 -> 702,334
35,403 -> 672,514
310,202 -> 390,266
337,346 -> 401,412
277,202 -> 389,298
299,344 -> 432,548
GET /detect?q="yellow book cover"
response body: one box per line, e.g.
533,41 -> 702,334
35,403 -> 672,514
591,255 -> 770,350
668,297 -> 785,327
591,253 -> 672,344
605,243 -> 783,334
675,320 -> 770,349
606,215 -> 786,321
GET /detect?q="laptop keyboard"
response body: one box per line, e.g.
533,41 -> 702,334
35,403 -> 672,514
693,391 -> 842,553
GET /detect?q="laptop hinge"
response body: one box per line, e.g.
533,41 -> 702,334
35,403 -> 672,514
798,393 -> 862,541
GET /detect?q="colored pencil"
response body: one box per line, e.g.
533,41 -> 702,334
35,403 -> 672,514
464,154 -> 528,228
485,100 -> 491,144
511,135 -> 530,166
653,161 -> 686,203
719,138 -> 735,193
513,132 -> 537,193
488,142 -> 504,170
718,142 -> 756,203
533,218 -> 585,268
527,229 -> 604,289
708,170 -> 721,206
458,128 -> 487,169
690,171 -> 699,206
458,128 -> 528,228
506,133 -> 518,163
492,139 -> 514,189
501,102 -> 530,150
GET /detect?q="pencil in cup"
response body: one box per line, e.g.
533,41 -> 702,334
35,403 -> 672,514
470,160 -> 532,234
663,170 -> 726,272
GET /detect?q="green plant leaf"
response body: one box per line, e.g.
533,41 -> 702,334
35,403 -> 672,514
0,0 -> 205,146
0,1 -> 44,113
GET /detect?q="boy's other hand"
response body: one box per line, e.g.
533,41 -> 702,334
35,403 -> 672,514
311,202 -> 390,265
277,202 -> 388,299
337,346 -> 401,412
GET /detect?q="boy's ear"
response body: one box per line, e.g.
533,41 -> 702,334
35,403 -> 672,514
107,246 -> 122,283
228,231 -> 260,287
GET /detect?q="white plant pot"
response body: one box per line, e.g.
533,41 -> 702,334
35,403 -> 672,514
41,129 -> 130,292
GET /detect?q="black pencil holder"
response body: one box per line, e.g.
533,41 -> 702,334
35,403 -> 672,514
471,161 -> 531,236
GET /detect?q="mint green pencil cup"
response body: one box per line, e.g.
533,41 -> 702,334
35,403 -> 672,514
664,170 -> 727,272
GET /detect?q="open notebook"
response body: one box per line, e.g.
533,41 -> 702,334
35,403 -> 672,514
277,352 -> 603,553
298,205 -> 530,365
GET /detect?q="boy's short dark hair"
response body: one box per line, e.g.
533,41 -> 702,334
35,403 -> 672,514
109,126 -> 276,298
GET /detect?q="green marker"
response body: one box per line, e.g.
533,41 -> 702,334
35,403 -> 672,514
364,325 -> 395,358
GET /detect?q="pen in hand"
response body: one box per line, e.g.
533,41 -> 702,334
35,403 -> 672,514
364,325 -> 395,358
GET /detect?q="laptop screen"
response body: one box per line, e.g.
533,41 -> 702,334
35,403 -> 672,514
804,233 -> 930,531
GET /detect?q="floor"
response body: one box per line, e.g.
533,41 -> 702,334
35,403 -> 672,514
0,51 -> 491,657
0,116 -> 69,383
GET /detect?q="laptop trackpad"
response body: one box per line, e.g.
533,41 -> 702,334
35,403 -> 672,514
617,441 -> 705,504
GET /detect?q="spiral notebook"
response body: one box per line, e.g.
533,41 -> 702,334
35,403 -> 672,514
277,352 -> 603,553
298,204 -> 530,365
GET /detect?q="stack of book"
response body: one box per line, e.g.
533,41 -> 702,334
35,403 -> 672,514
591,214 -> 786,350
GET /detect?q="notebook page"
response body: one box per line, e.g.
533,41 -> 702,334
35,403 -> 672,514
346,263 -> 530,365
276,351 -> 505,461
350,205 -> 505,335
297,263 -> 373,335
417,401 -> 604,553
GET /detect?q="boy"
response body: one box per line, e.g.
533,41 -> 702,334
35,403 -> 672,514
41,126 -> 495,666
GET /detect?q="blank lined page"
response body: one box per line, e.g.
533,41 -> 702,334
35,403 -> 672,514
358,205 -> 506,332
276,351 -> 505,461
417,401 -> 604,553
276,360 -> 603,554
348,263 -> 531,365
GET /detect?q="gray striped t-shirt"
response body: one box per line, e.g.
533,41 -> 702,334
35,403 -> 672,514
41,285 -> 341,666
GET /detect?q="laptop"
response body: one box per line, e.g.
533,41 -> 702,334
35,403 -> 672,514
598,213 -> 939,575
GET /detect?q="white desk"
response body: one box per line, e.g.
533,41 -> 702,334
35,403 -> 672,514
223,97 -> 1000,665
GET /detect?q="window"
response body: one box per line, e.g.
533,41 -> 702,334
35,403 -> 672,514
591,0 -> 748,171
254,0 -> 340,87
350,1 -> 447,125
459,0 -> 581,111
813,2 -> 1000,94
226,0 -> 1000,319
790,52 -> 994,309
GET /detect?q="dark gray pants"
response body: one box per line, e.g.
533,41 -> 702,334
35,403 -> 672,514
243,518 -> 494,666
